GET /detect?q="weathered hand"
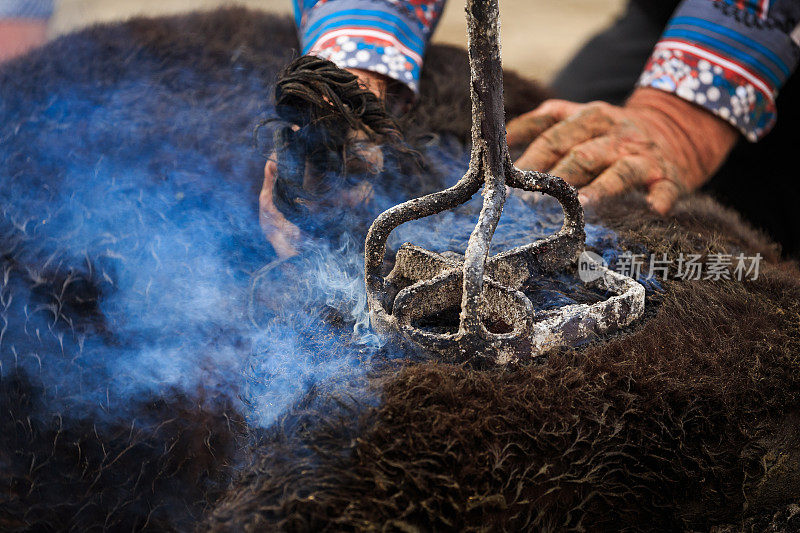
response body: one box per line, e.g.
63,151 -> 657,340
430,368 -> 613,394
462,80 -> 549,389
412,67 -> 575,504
506,88 -> 738,214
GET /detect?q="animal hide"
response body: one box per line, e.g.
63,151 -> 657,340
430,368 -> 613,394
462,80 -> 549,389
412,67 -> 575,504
0,8 -> 798,532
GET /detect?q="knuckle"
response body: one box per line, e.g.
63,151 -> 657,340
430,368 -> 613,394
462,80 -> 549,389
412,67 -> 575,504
649,157 -> 680,187
536,130 -> 562,153
569,147 -> 592,163
585,101 -> 605,113
568,104 -> 615,134
563,151 -> 593,174
615,159 -> 642,187
586,101 -> 611,116
535,100 -> 560,115
537,99 -> 576,118
663,176 -> 688,195
647,163 -> 668,184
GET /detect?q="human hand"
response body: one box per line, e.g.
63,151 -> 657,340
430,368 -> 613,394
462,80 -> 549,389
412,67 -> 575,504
259,141 -> 380,258
0,20 -> 47,63
506,88 -> 738,214
260,66 -> 390,257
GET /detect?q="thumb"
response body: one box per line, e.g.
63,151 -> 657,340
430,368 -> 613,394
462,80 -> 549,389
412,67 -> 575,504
260,157 -> 300,258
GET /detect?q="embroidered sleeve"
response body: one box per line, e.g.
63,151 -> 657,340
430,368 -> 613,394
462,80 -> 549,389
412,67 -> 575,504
293,0 -> 446,94
637,0 -> 800,141
0,0 -> 54,19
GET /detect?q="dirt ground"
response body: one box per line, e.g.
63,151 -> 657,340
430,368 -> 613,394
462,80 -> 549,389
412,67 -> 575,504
50,0 -> 626,81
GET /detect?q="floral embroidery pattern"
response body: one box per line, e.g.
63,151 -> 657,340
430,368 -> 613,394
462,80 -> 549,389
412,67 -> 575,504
639,44 -> 777,141
298,0 -> 445,94
311,35 -> 419,91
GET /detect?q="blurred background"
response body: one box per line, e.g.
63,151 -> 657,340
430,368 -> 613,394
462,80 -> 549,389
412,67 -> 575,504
47,0 -> 626,82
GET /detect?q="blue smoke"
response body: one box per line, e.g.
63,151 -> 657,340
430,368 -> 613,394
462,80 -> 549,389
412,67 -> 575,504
0,42 -> 328,427
0,32 -> 636,432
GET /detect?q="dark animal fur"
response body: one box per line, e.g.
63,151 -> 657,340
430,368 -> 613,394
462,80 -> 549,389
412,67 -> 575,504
207,194 -> 800,532
0,7 -> 798,532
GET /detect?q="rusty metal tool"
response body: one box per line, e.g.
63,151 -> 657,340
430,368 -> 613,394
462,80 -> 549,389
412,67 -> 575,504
364,0 -> 645,364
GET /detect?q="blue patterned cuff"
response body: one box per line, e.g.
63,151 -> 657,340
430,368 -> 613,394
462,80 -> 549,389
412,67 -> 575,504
308,35 -> 421,92
638,0 -> 800,141
296,0 -> 445,94
0,0 -> 54,19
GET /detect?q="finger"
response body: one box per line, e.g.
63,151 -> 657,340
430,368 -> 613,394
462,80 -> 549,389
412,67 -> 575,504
515,104 -> 616,173
512,189 -> 544,206
549,136 -> 619,188
262,157 -> 278,200
646,178 -> 683,215
261,157 -> 284,213
578,155 -> 653,205
506,99 -> 583,147
260,157 -> 300,258
260,205 -> 300,259
263,224 -> 300,259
